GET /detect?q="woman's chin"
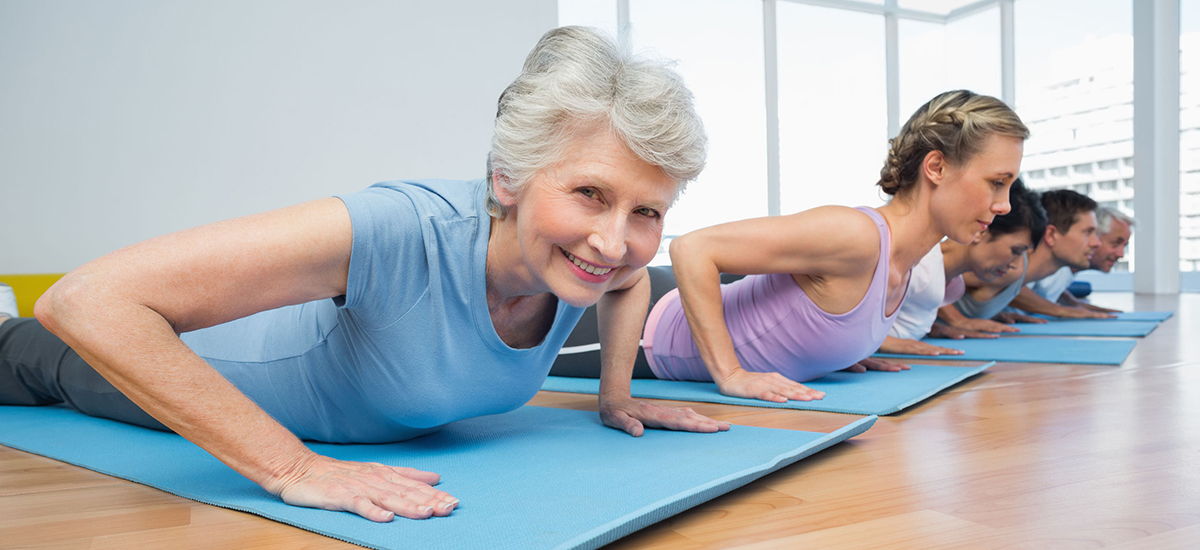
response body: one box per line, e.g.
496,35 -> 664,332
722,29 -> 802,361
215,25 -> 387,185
558,292 -> 604,309
946,229 -> 977,245
548,279 -> 607,308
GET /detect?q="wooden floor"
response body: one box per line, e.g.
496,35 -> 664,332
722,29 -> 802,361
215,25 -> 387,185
3,293 -> 1199,549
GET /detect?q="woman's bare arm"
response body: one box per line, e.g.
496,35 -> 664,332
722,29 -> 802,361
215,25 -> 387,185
668,207 -> 878,402
1008,287 -> 1116,319
595,268 -> 729,436
36,198 -> 456,521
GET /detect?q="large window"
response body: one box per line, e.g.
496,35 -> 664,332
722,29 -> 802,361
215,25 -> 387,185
898,7 -> 1001,121
778,3 -> 888,213
899,0 -> 985,13
1015,0 -> 1134,270
559,0 -> 1193,285
902,6 -> 1003,119
629,0 -> 768,240
557,0 -> 618,38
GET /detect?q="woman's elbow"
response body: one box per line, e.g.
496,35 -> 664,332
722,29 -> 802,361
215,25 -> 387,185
34,273 -> 93,334
668,233 -> 699,265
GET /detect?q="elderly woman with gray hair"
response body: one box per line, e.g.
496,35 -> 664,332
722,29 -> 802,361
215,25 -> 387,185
0,26 -> 724,522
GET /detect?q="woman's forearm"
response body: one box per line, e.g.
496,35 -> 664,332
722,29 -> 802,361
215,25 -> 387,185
596,269 -> 650,398
1008,286 -> 1069,317
668,235 -> 744,384
36,277 -> 313,495
938,304 -> 970,326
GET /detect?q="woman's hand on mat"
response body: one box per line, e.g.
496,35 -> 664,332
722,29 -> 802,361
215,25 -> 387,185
881,337 -> 964,356
943,318 -> 1020,335
714,369 -> 824,403
599,395 -> 731,437
272,452 -> 459,522
843,358 -> 912,373
993,312 -> 1047,324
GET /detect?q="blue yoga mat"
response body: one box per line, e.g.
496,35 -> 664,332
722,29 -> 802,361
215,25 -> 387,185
0,405 -> 873,550
875,337 -> 1137,365
1113,311 -> 1173,321
1032,310 -> 1173,322
541,362 -> 991,416
1003,319 -> 1159,337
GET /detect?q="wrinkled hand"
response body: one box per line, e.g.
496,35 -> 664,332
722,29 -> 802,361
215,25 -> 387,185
715,368 -> 824,403
880,336 -> 965,355
1054,307 -> 1117,319
842,357 -> 912,373
273,453 -> 458,522
600,394 -> 730,437
993,312 -> 1048,324
944,318 -> 1019,335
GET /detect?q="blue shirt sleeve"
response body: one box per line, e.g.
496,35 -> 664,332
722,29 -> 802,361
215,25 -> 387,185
336,185 -> 431,329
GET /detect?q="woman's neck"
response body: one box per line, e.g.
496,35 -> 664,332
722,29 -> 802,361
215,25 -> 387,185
485,215 -> 540,311
483,214 -> 560,349
876,192 -> 946,274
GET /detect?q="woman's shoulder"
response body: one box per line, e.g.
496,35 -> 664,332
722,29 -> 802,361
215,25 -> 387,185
354,179 -> 488,219
786,205 -> 882,258
790,205 -> 880,231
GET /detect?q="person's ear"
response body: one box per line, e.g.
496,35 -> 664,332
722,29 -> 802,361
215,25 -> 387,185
922,150 -> 947,185
493,171 -> 519,207
1043,225 -> 1060,247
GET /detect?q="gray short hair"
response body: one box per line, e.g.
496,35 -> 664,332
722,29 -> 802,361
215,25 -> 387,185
1096,206 -> 1137,235
486,26 -> 708,217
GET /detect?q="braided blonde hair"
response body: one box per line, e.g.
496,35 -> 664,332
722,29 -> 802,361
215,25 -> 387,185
878,90 -> 1029,197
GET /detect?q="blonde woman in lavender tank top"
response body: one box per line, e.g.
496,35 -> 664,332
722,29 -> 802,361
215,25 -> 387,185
657,90 -> 1030,403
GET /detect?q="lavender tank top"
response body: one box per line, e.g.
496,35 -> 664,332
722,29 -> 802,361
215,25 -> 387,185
643,207 -> 906,383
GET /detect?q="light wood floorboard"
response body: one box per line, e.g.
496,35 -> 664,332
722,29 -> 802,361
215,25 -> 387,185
2,293 -> 1198,549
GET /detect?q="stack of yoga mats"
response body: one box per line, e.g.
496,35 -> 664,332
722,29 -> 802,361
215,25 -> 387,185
0,404 -> 874,550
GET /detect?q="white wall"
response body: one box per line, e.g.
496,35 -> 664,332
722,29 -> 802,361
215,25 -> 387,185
0,0 -> 558,273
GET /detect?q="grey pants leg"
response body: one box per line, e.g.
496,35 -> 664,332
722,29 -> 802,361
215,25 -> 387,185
0,318 -> 170,431
549,266 -> 745,379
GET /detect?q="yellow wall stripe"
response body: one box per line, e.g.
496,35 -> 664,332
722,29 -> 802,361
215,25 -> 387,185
0,274 -> 65,318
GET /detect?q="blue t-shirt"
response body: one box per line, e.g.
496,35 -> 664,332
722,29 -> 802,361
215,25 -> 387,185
179,179 -> 586,443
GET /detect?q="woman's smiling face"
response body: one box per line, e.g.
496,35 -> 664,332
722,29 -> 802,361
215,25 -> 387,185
495,128 -> 679,308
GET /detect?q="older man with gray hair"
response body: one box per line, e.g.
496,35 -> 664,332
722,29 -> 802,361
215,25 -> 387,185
1087,207 -> 1136,273
1051,206 -> 1136,312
